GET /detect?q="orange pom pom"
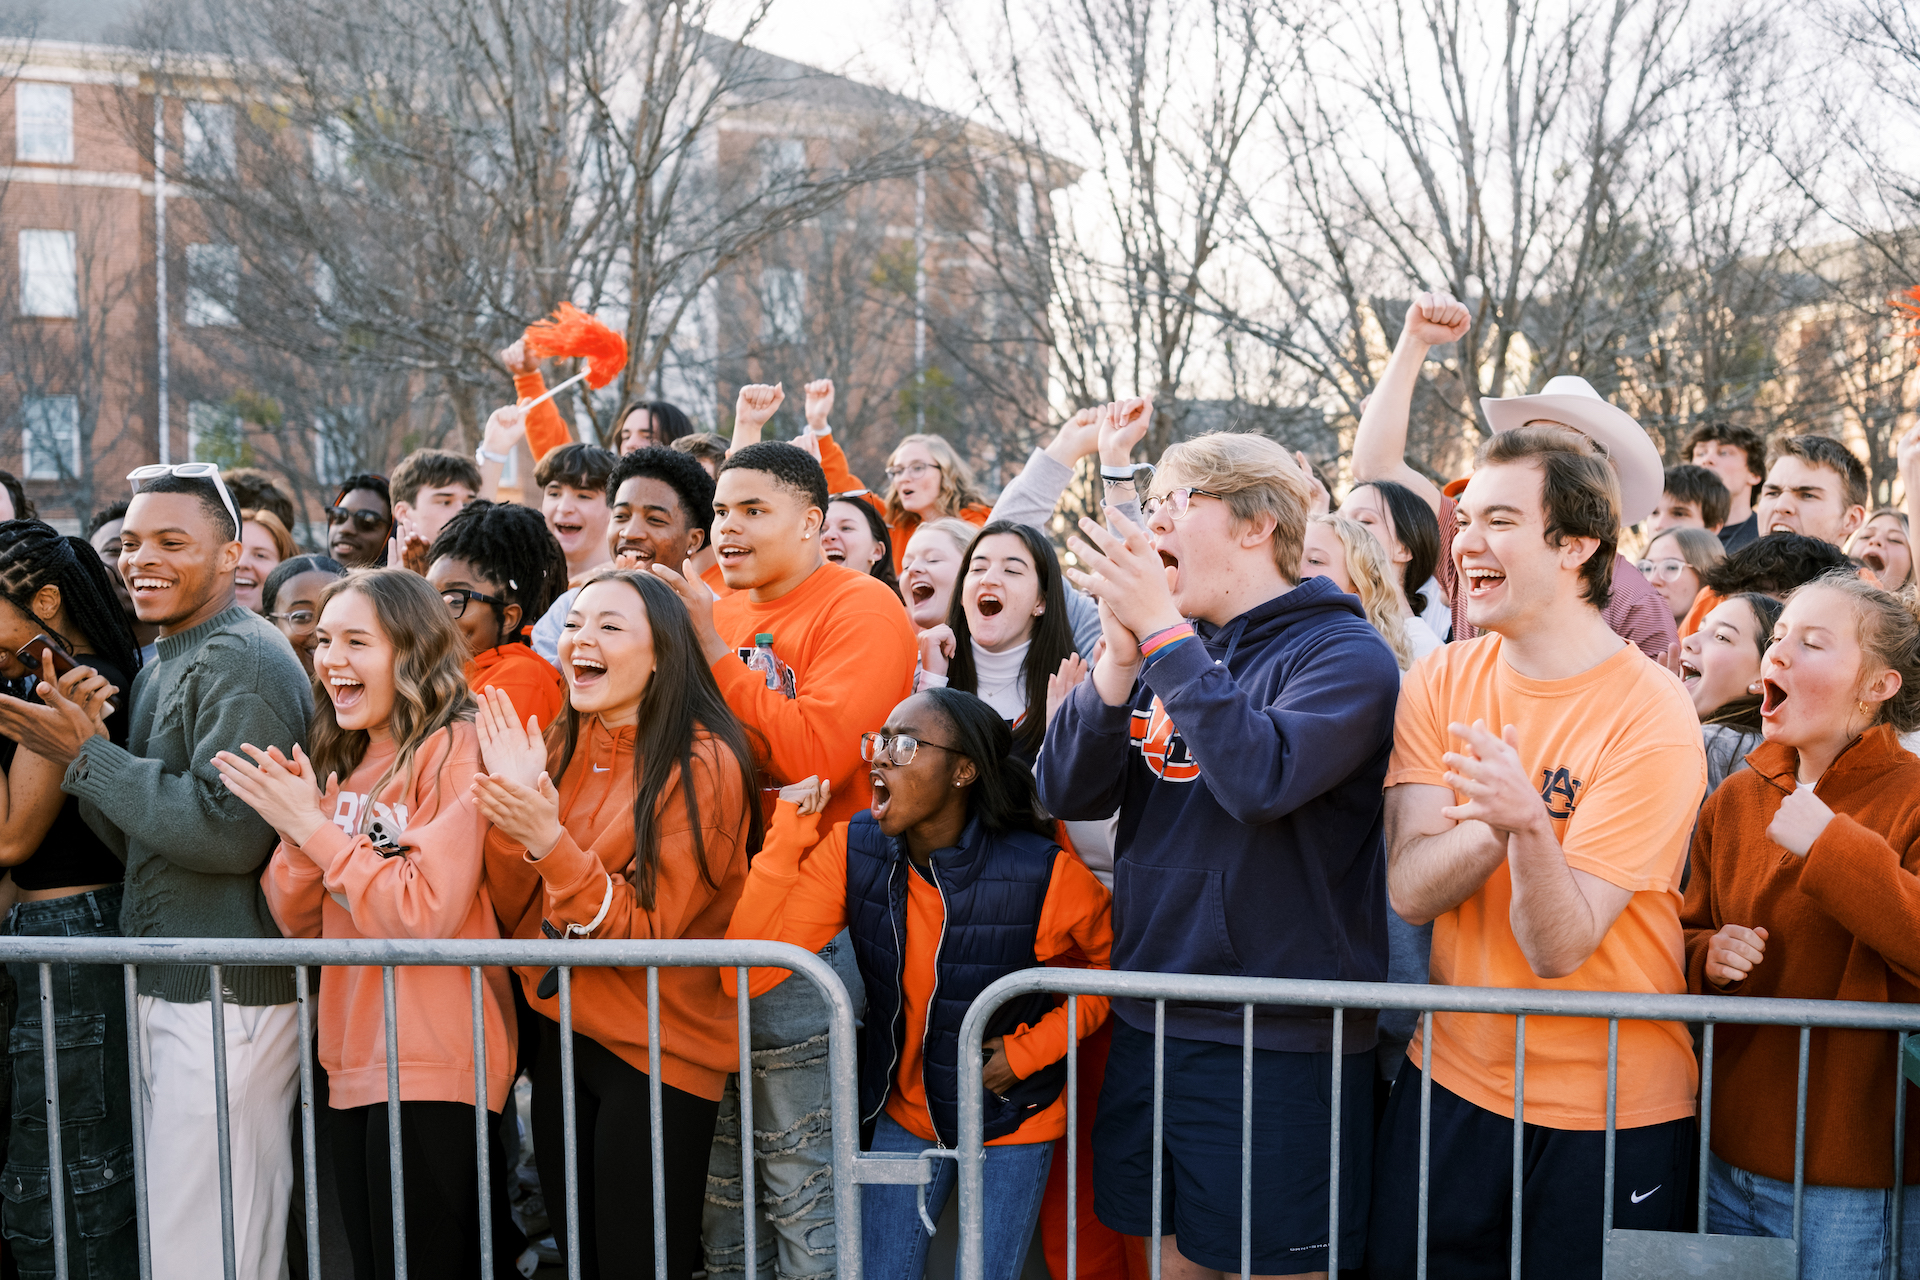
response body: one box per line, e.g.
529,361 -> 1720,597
523,302 -> 629,389
1894,285 -> 1920,338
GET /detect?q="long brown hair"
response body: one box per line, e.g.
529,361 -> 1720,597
550,569 -> 762,910
307,569 -> 475,812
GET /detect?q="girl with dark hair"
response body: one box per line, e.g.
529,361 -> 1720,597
221,569 -> 511,1280
264,555 -> 347,677
615,400 -> 694,455
0,470 -> 35,523
1676,592 -> 1784,796
476,567 -> 758,1280
722,687 -> 1112,1280
1339,478 -> 1445,641
820,496 -> 899,593
424,501 -> 569,728
917,521 -> 1073,761
0,519 -> 139,1277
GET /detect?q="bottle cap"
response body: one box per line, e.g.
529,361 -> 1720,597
755,633 -> 775,646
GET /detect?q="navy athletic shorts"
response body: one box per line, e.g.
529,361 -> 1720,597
1367,1058 -> 1695,1279
1090,1018 -> 1373,1274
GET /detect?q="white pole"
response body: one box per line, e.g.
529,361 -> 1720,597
152,72 -> 170,466
914,160 -> 926,434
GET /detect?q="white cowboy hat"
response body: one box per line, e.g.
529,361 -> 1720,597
1478,376 -> 1663,527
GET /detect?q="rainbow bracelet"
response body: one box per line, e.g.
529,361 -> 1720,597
1138,622 -> 1196,664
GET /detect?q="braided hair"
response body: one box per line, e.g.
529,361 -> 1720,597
424,501 -> 569,643
0,520 -> 141,677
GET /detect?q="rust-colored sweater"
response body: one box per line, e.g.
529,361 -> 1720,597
485,718 -> 752,1101
1682,724 -> 1920,1187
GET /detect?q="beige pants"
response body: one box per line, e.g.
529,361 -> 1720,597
136,996 -> 300,1280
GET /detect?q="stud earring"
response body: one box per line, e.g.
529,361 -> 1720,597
1748,681 -> 1763,694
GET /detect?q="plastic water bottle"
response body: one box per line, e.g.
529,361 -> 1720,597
746,633 -> 794,697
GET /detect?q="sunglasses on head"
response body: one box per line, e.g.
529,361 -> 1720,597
126,463 -> 243,539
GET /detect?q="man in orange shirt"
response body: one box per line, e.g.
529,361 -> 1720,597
1370,426 -> 1706,1278
656,440 -> 915,1280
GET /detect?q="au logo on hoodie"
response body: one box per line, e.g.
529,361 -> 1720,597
1130,698 -> 1199,783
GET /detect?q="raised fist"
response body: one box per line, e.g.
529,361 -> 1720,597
498,339 -> 540,377
735,383 -> 786,430
804,380 -> 835,432
1101,398 -> 1153,465
1403,291 -> 1470,348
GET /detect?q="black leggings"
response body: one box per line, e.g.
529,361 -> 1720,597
333,1100 -> 517,1280
531,1018 -> 721,1280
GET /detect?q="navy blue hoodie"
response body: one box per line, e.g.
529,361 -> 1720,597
1036,576 -> 1400,1053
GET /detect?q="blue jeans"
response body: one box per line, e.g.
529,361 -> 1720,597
861,1111 -> 1051,1280
1708,1152 -> 1920,1279
1,885 -> 136,1280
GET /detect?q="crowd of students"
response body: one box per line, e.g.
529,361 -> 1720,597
0,285 -> 1911,1280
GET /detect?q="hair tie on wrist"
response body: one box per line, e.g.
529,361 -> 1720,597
1101,466 -> 1137,482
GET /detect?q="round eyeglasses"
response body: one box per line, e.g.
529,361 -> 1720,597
860,731 -> 962,767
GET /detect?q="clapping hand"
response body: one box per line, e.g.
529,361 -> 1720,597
387,513 -> 430,575
1440,721 -> 1548,839
1064,513 -> 1183,640
0,653 -> 118,766
471,686 -> 563,857
1044,652 -> 1091,725
212,743 -> 332,849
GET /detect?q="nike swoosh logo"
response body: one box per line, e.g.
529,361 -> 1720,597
1629,1186 -> 1660,1204
592,764 -> 609,773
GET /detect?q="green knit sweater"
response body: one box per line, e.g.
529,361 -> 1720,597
64,605 -> 314,1005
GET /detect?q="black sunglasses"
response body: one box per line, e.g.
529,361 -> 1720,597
325,505 -> 389,532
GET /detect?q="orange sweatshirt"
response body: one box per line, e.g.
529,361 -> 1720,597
1682,725 -> 1920,1187
816,434 -> 991,575
261,725 -> 516,1111
513,372 -> 574,463
485,718 -> 752,1101
722,801 -> 1113,1145
710,562 -> 916,831
701,560 -> 734,600
468,643 -> 565,731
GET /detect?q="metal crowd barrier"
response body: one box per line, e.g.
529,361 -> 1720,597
0,935 -> 910,1280
955,971 -> 1920,1280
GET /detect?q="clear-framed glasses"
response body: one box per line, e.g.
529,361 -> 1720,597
1141,486 -> 1225,522
1637,558 -> 1689,581
126,462 -> 242,539
860,731 -> 962,767
885,461 -> 941,483
441,587 -> 508,619
269,608 -> 318,638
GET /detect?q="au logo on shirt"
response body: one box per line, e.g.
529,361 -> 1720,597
1130,697 -> 1199,783
1538,767 -> 1584,820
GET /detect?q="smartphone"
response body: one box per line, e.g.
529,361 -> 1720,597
16,634 -> 114,718
16,634 -> 77,680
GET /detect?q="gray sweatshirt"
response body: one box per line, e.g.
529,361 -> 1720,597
64,605 -> 314,1005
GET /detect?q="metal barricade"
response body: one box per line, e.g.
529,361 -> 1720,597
954,971 -> 1920,1280
0,934 -> 922,1280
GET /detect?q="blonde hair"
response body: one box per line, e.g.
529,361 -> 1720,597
885,434 -> 984,524
1155,432 -> 1316,583
1313,515 -> 1415,669
907,517 -> 980,558
241,508 -> 298,562
307,569 -> 476,816
1647,525 -> 1724,578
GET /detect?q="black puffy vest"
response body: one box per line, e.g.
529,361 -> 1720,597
843,813 -> 1067,1147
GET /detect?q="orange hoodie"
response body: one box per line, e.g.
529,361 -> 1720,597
485,718 -> 752,1101
512,372 -> 574,463
261,724 -> 516,1111
723,800 -> 1113,1145
710,562 -> 916,831
816,434 -> 991,576
468,643 -> 565,730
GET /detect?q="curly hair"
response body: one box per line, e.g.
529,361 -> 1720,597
306,569 -> 476,813
609,446 -> 716,538
424,501 -> 568,644
1701,532 -> 1853,598
883,434 -> 985,525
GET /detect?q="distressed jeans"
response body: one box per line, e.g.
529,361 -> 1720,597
703,934 -> 863,1280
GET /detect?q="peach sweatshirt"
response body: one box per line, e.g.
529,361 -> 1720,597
261,723 -> 516,1111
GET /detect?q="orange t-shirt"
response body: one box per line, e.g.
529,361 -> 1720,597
468,643 -> 565,730
723,802 -> 1113,1145
815,434 -> 991,575
700,560 -> 734,600
1387,634 -> 1705,1129
710,562 -> 916,831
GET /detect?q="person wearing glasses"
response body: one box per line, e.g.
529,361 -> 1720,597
722,688 -> 1112,1280
422,501 -> 568,727
264,555 -> 346,677
1640,526 -> 1725,629
1037,432 -> 1400,1279
0,464 -> 314,1280
327,473 -> 394,569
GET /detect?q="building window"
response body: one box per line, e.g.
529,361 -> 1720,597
22,395 -> 77,481
187,401 -> 248,466
183,102 -> 235,175
760,268 -> 805,344
760,138 -> 806,191
1017,181 -> 1035,239
15,83 -> 73,164
186,243 -> 240,326
19,230 -> 77,318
